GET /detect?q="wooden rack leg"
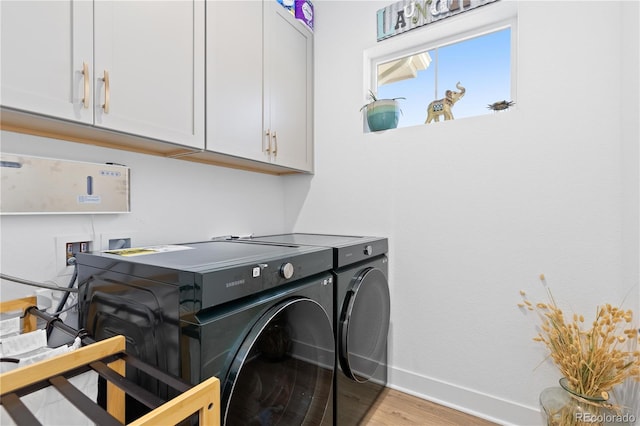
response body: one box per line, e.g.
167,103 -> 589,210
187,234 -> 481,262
128,376 -> 220,426
107,357 -> 126,423
0,296 -> 37,332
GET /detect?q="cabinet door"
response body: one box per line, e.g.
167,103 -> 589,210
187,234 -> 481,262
264,3 -> 313,172
94,1 -> 204,149
206,1 -> 266,162
0,1 -> 93,124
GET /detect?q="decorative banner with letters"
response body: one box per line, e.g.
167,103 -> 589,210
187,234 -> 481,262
377,0 -> 500,41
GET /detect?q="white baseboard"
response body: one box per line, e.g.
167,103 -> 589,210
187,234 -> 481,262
387,365 -> 542,426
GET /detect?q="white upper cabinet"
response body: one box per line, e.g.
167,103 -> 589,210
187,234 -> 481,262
1,0 -> 310,173
1,1 -> 204,150
0,1 -> 93,124
264,1 -> 313,171
206,1 -> 265,163
93,1 -> 204,148
207,0 -> 314,172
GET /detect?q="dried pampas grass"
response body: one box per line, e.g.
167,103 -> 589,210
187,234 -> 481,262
519,274 -> 640,399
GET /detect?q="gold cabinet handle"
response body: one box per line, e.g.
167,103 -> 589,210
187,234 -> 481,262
101,70 -> 110,113
264,129 -> 272,153
81,62 -> 89,109
272,131 -> 278,156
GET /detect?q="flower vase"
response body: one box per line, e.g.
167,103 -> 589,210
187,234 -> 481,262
539,378 -> 633,426
365,99 -> 400,132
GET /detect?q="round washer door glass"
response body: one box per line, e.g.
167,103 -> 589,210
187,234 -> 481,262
339,267 -> 391,382
225,298 -> 334,425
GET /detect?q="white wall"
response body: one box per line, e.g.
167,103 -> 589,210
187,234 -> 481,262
286,1 -> 639,424
1,1 -> 638,424
0,131 -> 288,302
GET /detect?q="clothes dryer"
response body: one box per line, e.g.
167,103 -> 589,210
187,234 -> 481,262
237,234 -> 390,425
77,240 -> 335,425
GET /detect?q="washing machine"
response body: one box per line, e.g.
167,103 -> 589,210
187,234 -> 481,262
234,234 -> 390,425
77,240 -> 335,425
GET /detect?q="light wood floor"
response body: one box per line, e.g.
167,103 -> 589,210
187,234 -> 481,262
360,388 -> 498,425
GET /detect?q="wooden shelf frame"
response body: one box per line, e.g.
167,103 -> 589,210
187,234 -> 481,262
1,107 -> 304,176
0,296 -> 37,333
0,335 -> 220,426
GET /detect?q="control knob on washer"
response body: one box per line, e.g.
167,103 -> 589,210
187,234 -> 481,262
280,262 -> 295,279
364,245 -> 373,256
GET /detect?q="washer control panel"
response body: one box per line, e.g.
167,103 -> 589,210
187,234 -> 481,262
280,262 -> 295,279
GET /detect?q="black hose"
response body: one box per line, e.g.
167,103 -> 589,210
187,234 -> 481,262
53,261 -> 79,316
0,273 -> 78,293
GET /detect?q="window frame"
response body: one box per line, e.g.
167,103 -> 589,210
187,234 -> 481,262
363,1 -> 518,128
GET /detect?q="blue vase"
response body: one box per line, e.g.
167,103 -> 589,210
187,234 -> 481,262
366,100 -> 400,132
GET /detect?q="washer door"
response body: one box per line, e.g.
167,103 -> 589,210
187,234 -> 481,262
223,298 -> 334,425
339,267 -> 391,382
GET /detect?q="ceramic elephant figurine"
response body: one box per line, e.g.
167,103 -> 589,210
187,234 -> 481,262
425,82 -> 466,123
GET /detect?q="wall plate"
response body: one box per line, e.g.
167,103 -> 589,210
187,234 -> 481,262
99,232 -> 138,251
55,234 -> 94,277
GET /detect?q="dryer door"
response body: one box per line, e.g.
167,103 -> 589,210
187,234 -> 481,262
339,267 -> 391,382
223,298 -> 334,425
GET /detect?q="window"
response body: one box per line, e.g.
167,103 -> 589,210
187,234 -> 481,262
371,26 -> 514,128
